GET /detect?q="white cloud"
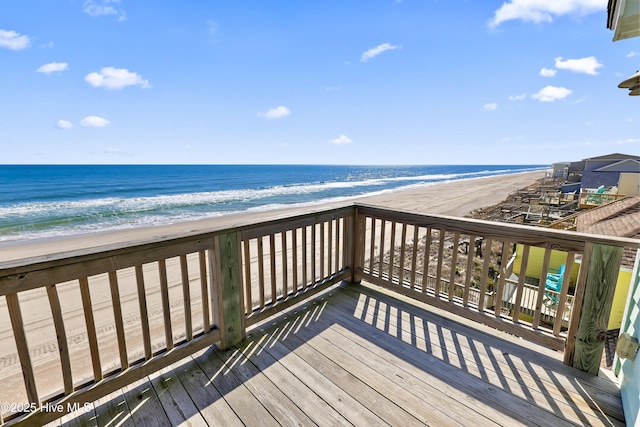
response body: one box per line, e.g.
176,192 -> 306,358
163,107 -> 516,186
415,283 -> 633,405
554,56 -> 602,75
207,20 -> 218,35
508,93 -> 527,101
104,147 -> 133,155
57,120 -> 73,129
80,116 -> 110,127
361,43 -> 399,62
616,138 -> 640,145
85,67 -> 150,90
489,0 -> 606,28
531,85 -> 572,102
330,135 -> 353,146
36,62 -> 69,74
258,106 -> 291,119
0,29 -> 30,50
84,0 -> 126,22
627,51 -> 639,58
483,103 -> 498,111
540,67 -> 556,77
500,135 -> 525,143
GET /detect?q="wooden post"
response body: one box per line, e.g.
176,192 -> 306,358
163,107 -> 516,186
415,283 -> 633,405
571,243 -> 623,374
216,232 -> 245,349
349,207 -> 365,284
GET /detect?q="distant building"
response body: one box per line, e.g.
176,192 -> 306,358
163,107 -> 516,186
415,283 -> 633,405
580,153 -> 640,192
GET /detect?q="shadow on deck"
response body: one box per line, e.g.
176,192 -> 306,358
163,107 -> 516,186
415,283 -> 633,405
50,282 -> 624,427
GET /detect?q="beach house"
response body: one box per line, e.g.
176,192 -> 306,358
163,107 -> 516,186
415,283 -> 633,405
580,153 -> 640,193
554,153 -> 640,209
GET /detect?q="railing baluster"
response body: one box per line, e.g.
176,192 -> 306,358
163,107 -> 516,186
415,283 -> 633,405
292,228 -> 298,292
368,217 -> 376,274
158,260 -> 173,350
257,236 -> 265,308
478,237 -> 493,312
350,210 -> 364,282
208,238 -> 221,332
336,218 -> 342,271
78,277 -> 103,382
378,220 -> 386,279
448,232 -> 460,301
242,241 -> 252,314
135,265 -> 152,359
463,235 -> 476,306
46,284 -> 73,395
435,230 -> 445,297
494,240 -> 512,318
398,223 -> 407,286
180,255 -> 193,341
421,228 -> 432,293
409,226 -> 419,290
311,224 -> 317,284
320,222 -> 325,279
532,247 -> 552,329
281,231 -> 288,297
302,226 -> 308,289
564,243 -> 592,366
199,251 -> 211,332
554,252 -> 575,337
269,234 -> 276,303
388,221 -> 396,282
6,293 -> 39,405
108,271 -> 129,369
327,220 -> 333,275
512,245 -> 530,323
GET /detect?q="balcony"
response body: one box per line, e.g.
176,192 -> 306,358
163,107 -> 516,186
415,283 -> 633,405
0,203 -> 637,426
579,188 -> 628,209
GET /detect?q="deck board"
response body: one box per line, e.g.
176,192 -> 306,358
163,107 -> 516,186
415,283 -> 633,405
49,282 -> 624,427
332,286 -> 624,425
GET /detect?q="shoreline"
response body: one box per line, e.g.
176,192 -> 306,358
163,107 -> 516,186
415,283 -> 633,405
0,168 -> 546,248
0,170 -> 545,263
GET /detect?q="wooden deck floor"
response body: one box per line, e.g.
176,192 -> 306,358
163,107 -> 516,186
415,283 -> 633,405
46,282 -> 625,427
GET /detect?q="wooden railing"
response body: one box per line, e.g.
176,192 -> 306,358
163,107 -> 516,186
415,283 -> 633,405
352,204 -> 639,371
0,202 -> 638,425
377,260 -> 575,326
579,189 -> 627,209
0,205 -> 352,426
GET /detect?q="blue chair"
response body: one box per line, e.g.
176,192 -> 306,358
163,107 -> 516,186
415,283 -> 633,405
545,265 -> 565,304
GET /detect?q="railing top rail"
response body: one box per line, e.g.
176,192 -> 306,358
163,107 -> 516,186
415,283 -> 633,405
0,203 -> 354,277
2,201 -> 638,279
354,203 -> 640,250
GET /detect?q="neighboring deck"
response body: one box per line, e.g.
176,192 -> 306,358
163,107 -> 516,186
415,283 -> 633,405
48,282 -> 624,427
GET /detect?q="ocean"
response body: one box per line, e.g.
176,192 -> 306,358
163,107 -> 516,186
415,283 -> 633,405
0,164 -> 546,245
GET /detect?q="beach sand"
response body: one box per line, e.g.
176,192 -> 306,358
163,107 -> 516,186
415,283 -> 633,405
0,171 -> 544,263
0,170 -> 545,407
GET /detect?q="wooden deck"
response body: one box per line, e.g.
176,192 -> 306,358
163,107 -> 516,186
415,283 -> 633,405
47,282 -> 624,427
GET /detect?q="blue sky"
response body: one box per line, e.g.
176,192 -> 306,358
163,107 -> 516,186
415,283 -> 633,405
1,0 -> 638,165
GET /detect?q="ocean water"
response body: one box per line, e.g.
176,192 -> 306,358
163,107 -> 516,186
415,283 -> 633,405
0,165 -> 546,244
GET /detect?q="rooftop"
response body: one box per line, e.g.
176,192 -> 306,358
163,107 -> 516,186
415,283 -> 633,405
577,196 -> 640,268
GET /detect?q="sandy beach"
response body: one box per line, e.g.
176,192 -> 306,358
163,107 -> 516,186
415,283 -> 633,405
0,170 -> 545,407
0,171 -> 544,263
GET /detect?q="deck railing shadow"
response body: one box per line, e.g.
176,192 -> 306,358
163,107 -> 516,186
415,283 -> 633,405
79,280 -> 624,425
0,202 -> 637,425
334,284 -> 624,425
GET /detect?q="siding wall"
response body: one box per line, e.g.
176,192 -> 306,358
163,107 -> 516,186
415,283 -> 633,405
618,250 -> 640,426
